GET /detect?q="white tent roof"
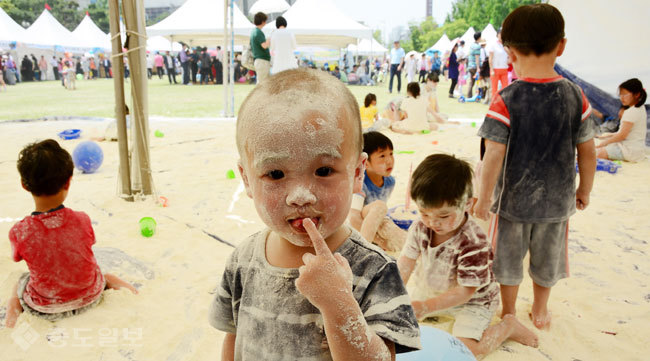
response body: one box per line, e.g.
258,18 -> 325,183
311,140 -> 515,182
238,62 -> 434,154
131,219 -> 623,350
23,10 -> 89,51
347,38 -> 387,56
146,0 -> 255,46
481,23 -> 497,46
147,36 -> 182,52
551,0 -> 650,96
249,0 -> 290,14
72,14 -> 110,50
429,33 -> 452,53
0,7 -> 27,46
460,26 -> 475,45
264,0 -> 372,47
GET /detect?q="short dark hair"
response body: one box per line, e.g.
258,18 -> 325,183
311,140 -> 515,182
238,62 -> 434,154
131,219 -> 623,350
407,82 -> 420,98
364,93 -> 376,108
619,78 -> 647,107
426,72 -> 439,83
410,154 -> 473,208
363,131 -> 393,156
501,4 -> 565,56
275,16 -> 287,28
253,12 -> 267,26
17,139 -> 74,196
473,32 -> 482,41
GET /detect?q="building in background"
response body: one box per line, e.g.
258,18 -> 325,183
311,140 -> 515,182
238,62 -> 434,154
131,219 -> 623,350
426,0 -> 432,18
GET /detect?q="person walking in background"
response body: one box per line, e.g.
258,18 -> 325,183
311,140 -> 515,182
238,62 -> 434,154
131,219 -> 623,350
447,43 -> 459,98
154,52 -> 164,79
146,52 -> 153,79
388,40 -> 405,93
418,53 -> 427,83
270,16 -> 297,74
164,51 -> 178,84
180,44 -> 190,85
250,12 -> 271,84
38,56 -> 48,81
200,47 -> 211,84
31,55 -> 40,81
50,56 -> 59,81
489,29 -> 510,103
190,48 -> 199,84
89,57 -> 97,79
467,32 -> 482,98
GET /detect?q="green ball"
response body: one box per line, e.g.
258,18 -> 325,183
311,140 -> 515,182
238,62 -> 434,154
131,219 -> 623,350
76,74 -> 83,80
154,130 -> 164,138
226,169 -> 236,179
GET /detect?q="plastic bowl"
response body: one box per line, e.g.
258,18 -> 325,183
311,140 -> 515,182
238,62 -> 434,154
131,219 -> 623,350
58,129 -> 81,140
388,205 -> 418,230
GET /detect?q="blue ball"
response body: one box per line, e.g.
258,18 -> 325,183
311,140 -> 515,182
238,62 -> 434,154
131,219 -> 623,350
72,141 -> 104,174
397,326 -> 476,361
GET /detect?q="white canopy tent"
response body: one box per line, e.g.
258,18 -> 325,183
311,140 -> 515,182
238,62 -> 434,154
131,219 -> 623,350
263,0 -> 372,48
249,0 -> 290,14
146,0 -> 254,46
429,33 -> 452,53
23,10 -> 89,51
481,23 -> 497,46
459,26 -> 475,45
0,7 -> 27,48
72,14 -> 111,50
347,38 -> 387,56
147,36 -> 183,52
550,0 -> 650,96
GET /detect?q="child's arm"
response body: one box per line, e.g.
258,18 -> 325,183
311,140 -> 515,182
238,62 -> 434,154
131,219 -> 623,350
411,286 -> 477,320
576,139 -> 596,210
397,255 -> 417,285
596,121 -> 634,147
473,139 -> 506,220
296,219 -> 394,361
221,333 -> 236,361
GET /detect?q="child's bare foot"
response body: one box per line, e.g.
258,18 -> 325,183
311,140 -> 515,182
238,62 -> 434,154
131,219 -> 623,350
503,314 -> 538,347
5,297 -> 23,328
529,310 -> 551,330
105,274 -> 139,294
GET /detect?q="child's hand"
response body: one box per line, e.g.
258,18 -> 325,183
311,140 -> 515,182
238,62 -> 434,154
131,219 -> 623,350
295,219 -> 354,311
576,187 -> 590,210
472,197 -> 491,220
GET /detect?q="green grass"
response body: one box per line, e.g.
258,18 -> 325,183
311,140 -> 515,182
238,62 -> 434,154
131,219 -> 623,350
0,75 -> 488,120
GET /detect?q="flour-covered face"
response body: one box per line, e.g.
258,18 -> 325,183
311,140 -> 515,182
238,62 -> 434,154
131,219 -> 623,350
240,113 -> 362,247
417,198 -> 471,238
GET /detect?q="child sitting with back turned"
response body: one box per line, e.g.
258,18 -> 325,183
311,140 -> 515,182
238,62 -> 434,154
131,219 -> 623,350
5,139 -> 137,328
398,154 -> 538,359
348,131 -> 406,252
473,4 -> 596,330
209,68 -> 420,360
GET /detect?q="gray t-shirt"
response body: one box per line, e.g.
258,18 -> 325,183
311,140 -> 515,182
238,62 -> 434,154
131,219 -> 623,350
209,228 -> 421,360
478,76 -> 595,223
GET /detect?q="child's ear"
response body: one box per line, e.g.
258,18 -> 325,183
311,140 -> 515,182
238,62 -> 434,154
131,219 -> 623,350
20,180 -> 28,191
463,195 -> 474,213
238,160 -> 253,199
353,152 -> 368,194
63,176 -> 72,191
556,38 -> 567,57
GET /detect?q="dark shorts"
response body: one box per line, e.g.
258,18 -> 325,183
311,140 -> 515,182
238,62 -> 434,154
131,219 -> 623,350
17,273 -> 104,321
488,216 -> 570,288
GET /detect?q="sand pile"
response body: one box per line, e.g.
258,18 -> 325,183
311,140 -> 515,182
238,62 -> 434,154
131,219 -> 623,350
0,118 -> 648,360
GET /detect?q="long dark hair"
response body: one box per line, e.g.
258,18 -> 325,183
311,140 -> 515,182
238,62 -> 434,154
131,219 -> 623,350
364,93 -> 376,108
619,78 -> 647,107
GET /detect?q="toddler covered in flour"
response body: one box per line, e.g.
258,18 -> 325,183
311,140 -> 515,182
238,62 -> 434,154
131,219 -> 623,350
209,68 -> 420,360
397,154 -> 538,359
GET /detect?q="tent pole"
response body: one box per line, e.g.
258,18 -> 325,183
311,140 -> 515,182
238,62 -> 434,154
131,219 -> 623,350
223,0 -> 229,116
123,0 -> 153,195
229,0 -> 235,117
108,0 -> 132,201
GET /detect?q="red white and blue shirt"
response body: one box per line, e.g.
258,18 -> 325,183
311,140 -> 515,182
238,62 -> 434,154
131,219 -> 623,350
478,76 -> 595,222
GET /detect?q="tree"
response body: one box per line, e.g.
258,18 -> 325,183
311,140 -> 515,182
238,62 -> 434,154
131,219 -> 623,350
449,0 -> 541,31
0,0 -> 107,32
372,29 -> 383,46
86,0 -> 109,33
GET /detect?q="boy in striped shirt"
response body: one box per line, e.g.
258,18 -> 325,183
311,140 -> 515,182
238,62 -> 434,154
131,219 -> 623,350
398,154 -> 538,359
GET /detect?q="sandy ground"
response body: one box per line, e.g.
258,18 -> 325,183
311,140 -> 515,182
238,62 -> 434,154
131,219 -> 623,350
0,118 -> 649,361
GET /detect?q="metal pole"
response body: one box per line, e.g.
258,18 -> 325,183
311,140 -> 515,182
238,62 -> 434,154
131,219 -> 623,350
108,0 -> 132,200
229,0 -> 235,117
222,0 -> 229,116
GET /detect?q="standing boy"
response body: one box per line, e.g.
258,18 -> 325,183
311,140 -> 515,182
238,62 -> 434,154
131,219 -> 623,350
398,154 -> 538,358
210,68 -> 420,360
473,4 -> 597,329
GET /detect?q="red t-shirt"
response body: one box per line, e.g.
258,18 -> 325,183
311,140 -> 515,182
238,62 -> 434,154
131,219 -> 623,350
9,206 -> 105,313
